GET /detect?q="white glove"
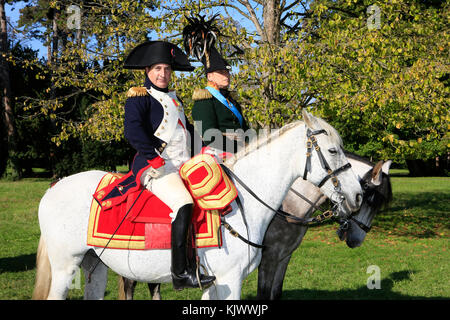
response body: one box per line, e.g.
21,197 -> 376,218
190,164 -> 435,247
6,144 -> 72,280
149,166 -> 165,178
143,166 -> 165,187
201,146 -> 219,158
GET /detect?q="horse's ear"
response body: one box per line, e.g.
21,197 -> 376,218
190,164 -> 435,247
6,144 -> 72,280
382,160 -> 392,174
371,161 -> 383,186
302,109 -> 317,129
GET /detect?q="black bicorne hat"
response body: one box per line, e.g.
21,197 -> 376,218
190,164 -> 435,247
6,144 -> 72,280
124,41 -> 194,71
201,46 -> 231,74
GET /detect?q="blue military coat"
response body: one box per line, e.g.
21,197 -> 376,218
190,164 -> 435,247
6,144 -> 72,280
124,76 -> 200,184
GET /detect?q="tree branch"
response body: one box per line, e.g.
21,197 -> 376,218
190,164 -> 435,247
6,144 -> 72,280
235,0 -> 265,40
283,0 -> 302,13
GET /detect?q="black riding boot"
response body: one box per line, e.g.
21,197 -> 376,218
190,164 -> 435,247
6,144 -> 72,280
171,204 -> 216,290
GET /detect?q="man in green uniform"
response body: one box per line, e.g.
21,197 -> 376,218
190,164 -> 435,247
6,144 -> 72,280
192,47 -> 249,155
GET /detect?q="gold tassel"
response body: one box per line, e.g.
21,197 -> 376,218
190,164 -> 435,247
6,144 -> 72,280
206,51 -> 210,69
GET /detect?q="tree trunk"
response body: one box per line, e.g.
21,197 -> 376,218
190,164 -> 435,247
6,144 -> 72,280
238,0 -> 282,45
0,0 -> 20,178
262,0 -> 281,45
51,9 -> 59,63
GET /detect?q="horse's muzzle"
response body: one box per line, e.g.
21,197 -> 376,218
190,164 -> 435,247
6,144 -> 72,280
355,193 -> 363,209
345,192 -> 363,213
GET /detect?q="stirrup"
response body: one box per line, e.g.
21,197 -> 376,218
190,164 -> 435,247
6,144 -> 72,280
172,270 -> 215,290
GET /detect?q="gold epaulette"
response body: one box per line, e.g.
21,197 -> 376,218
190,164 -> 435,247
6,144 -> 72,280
192,88 -> 213,101
127,87 -> 149,98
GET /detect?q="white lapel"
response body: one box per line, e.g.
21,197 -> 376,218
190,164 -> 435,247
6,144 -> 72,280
147,87 -> 182,143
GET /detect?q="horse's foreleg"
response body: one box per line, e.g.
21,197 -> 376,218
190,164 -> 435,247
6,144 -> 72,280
269,254 -> 292,300
257,256 -> 275,299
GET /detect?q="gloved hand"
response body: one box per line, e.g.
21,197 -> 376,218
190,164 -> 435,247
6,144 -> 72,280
147,166 -> 165,179
143,156 -> 165,187
201,146 -> 219,157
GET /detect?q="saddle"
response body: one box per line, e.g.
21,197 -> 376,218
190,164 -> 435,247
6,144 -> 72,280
87,154 -> 237,250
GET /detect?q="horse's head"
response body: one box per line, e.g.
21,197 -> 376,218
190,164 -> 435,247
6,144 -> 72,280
301,110 -> 363,217
338,160 -> 393,248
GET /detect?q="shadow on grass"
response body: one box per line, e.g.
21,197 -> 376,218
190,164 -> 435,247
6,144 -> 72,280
247,270 -> 447,300
374,191 -> 450,237
388,191 -> 449,214
0,254 -> 36,273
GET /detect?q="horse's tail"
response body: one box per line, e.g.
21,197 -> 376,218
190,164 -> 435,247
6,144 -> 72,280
118,275 -> 126,300
32,236 -> 52,300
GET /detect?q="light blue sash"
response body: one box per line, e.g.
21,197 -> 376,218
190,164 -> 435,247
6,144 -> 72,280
205,86 -> 244,127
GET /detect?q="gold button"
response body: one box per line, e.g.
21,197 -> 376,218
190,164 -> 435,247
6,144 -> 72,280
102,200 -> 111,207
156,132 -> 160,136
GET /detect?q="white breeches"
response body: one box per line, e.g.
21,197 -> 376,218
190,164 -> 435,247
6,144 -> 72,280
140,166 -> 193,222
141,121 -> 194,221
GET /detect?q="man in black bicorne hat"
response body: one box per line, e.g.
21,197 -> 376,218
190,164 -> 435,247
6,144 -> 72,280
123,40 -> 215,290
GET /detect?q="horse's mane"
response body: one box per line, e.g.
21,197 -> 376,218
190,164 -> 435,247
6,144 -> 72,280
344,150 -> 374,166
229,116 -> 343,163
231,121 -> 302,161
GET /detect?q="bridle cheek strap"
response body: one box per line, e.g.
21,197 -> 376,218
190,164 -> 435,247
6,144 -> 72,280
303,129 -> 326,180
302,128 -> 352,189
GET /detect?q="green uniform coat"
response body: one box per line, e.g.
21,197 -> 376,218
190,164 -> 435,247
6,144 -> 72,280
192,88 -> 249,153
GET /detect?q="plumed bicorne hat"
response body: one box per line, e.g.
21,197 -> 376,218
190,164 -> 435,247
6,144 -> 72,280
182,14 -> 231,74
124,40 -> 194,71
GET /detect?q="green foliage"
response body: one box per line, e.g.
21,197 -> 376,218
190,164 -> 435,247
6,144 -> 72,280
12,0 -> 449,174
299,0 -> 449,162
51,138 -> 133,177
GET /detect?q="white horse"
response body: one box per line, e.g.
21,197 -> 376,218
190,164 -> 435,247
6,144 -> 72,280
32,111 -> 363,300
118,155 -> 393,300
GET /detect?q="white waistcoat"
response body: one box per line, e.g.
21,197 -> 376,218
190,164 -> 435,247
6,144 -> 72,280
147,87 -> 191,170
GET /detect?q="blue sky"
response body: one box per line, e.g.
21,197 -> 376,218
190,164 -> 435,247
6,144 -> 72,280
6,1 -> 48,57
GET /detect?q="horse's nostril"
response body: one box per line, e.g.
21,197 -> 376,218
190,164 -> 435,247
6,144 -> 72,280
356,193 -> 363,206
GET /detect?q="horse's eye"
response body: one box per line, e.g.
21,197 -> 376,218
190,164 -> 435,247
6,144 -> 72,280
328,148 -> 337,155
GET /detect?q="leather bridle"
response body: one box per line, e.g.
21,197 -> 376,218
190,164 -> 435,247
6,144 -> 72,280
302,128 -> 372,235
302,128 -> 352,189
218,126 -> 359,249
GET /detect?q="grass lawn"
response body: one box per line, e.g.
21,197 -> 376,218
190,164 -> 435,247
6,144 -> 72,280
0,171 -> 448,300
